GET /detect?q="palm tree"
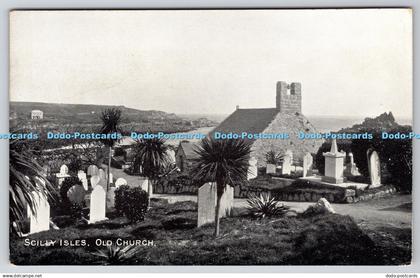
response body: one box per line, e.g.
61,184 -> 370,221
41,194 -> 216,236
9,138 -> 54,234
100,108 -> 122,192
191,138 -> 251,237
132,137 -> 169,197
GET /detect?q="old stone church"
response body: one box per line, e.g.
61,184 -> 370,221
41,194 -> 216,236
211,81 -> 323,166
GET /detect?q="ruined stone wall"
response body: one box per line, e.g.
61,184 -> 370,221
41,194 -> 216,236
250,112 -> 323,167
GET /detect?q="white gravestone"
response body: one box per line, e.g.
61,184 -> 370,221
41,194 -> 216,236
56,164 -> 70,187
108,173 -> 114,184
266,164 -> 276,174
197,182 -> 233,227
322,139 -> 346,184
247,157 -> 258,180
28,191 -> 50,234
138,177 -> 152,196
90,175 -> 101,188
303,152 -> 314,177
77,170 -> 87,181
281,155 -> 292,175
87,165 -> 99,177
368,150 -> 381,188
98,169 -> 106,180
115,178 -> 128,188
60,165 -> 68,175
88,186 -> 107,224
285,149 -> 293,163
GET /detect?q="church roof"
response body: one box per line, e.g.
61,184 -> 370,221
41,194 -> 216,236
211,108 -> 279,139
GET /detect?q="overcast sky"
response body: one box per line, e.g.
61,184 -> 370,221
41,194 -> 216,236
10,9 -> 412,119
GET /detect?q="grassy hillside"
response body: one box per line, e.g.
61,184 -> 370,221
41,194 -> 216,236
10,101 -> 217,134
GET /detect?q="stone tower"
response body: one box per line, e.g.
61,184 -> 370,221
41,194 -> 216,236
276,81 -> 302,114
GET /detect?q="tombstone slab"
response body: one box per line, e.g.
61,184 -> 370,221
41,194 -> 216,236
87,165 -> 99,177
266,164 -> 276,174
322,139 -> 345,184
281,155 -> 291,175
197,182 -> 234,227
247,157 -> 258,180
28,191 -> 50,234
303,152 -> 313,177
88,186 -> 107,224
368,150 -> 381,188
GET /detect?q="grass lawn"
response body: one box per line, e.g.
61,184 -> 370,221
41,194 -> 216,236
10,199 -> 411,265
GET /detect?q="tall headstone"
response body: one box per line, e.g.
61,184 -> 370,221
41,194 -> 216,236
266,164 -> 276,174
67,185 -> 86,205
197,183 -> 234,227
322,139 -> 346,184
302,152 -> 313,177
115,178 -> 128,188
138,177 -> 152,196
281,155 -> 291,175
108,172 -> 114,184
87,165 -> 99,177
368,150 -> 381,188
27,191 -> 50,234
247,157 -> 258,180
88,186 -> 107,224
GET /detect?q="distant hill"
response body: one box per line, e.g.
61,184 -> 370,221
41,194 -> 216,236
10,101 -> 217,133
337,112 -> 408,133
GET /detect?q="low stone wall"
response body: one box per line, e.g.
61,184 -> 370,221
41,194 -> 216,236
274,185 -> 397,203
153,183 -> 198,195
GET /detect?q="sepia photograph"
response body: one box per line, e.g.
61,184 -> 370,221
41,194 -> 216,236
8,9 -> 413,265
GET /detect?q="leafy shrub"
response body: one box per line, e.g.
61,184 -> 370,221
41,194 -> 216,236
60,177 -> 82,202
247,193 -> 289,218
351,126 -> 412,192
265,150 -> 282,165
114,185 -> 149,223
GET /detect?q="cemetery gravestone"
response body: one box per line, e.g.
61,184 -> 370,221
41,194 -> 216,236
266,164 -> 276,174
88,186 -> 107,224
90,175 -> 101,188
87,165 -> 99,177
368,150 -> 381,188
197,182 -> 234,227
98,169 -> 106,180
115,178 -> 128,188
247,157 -> 258,180
28,191 -> 50,234
303,152 -> 313,177
281,155 -> 291,175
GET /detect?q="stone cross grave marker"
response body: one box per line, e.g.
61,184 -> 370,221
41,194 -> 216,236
28,191 -> 50,234
247,157 -> 258,180
368,150 -> 381,188
303,152 -> 313,177
197,182 -> 233,227
88,185 -> 107,224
